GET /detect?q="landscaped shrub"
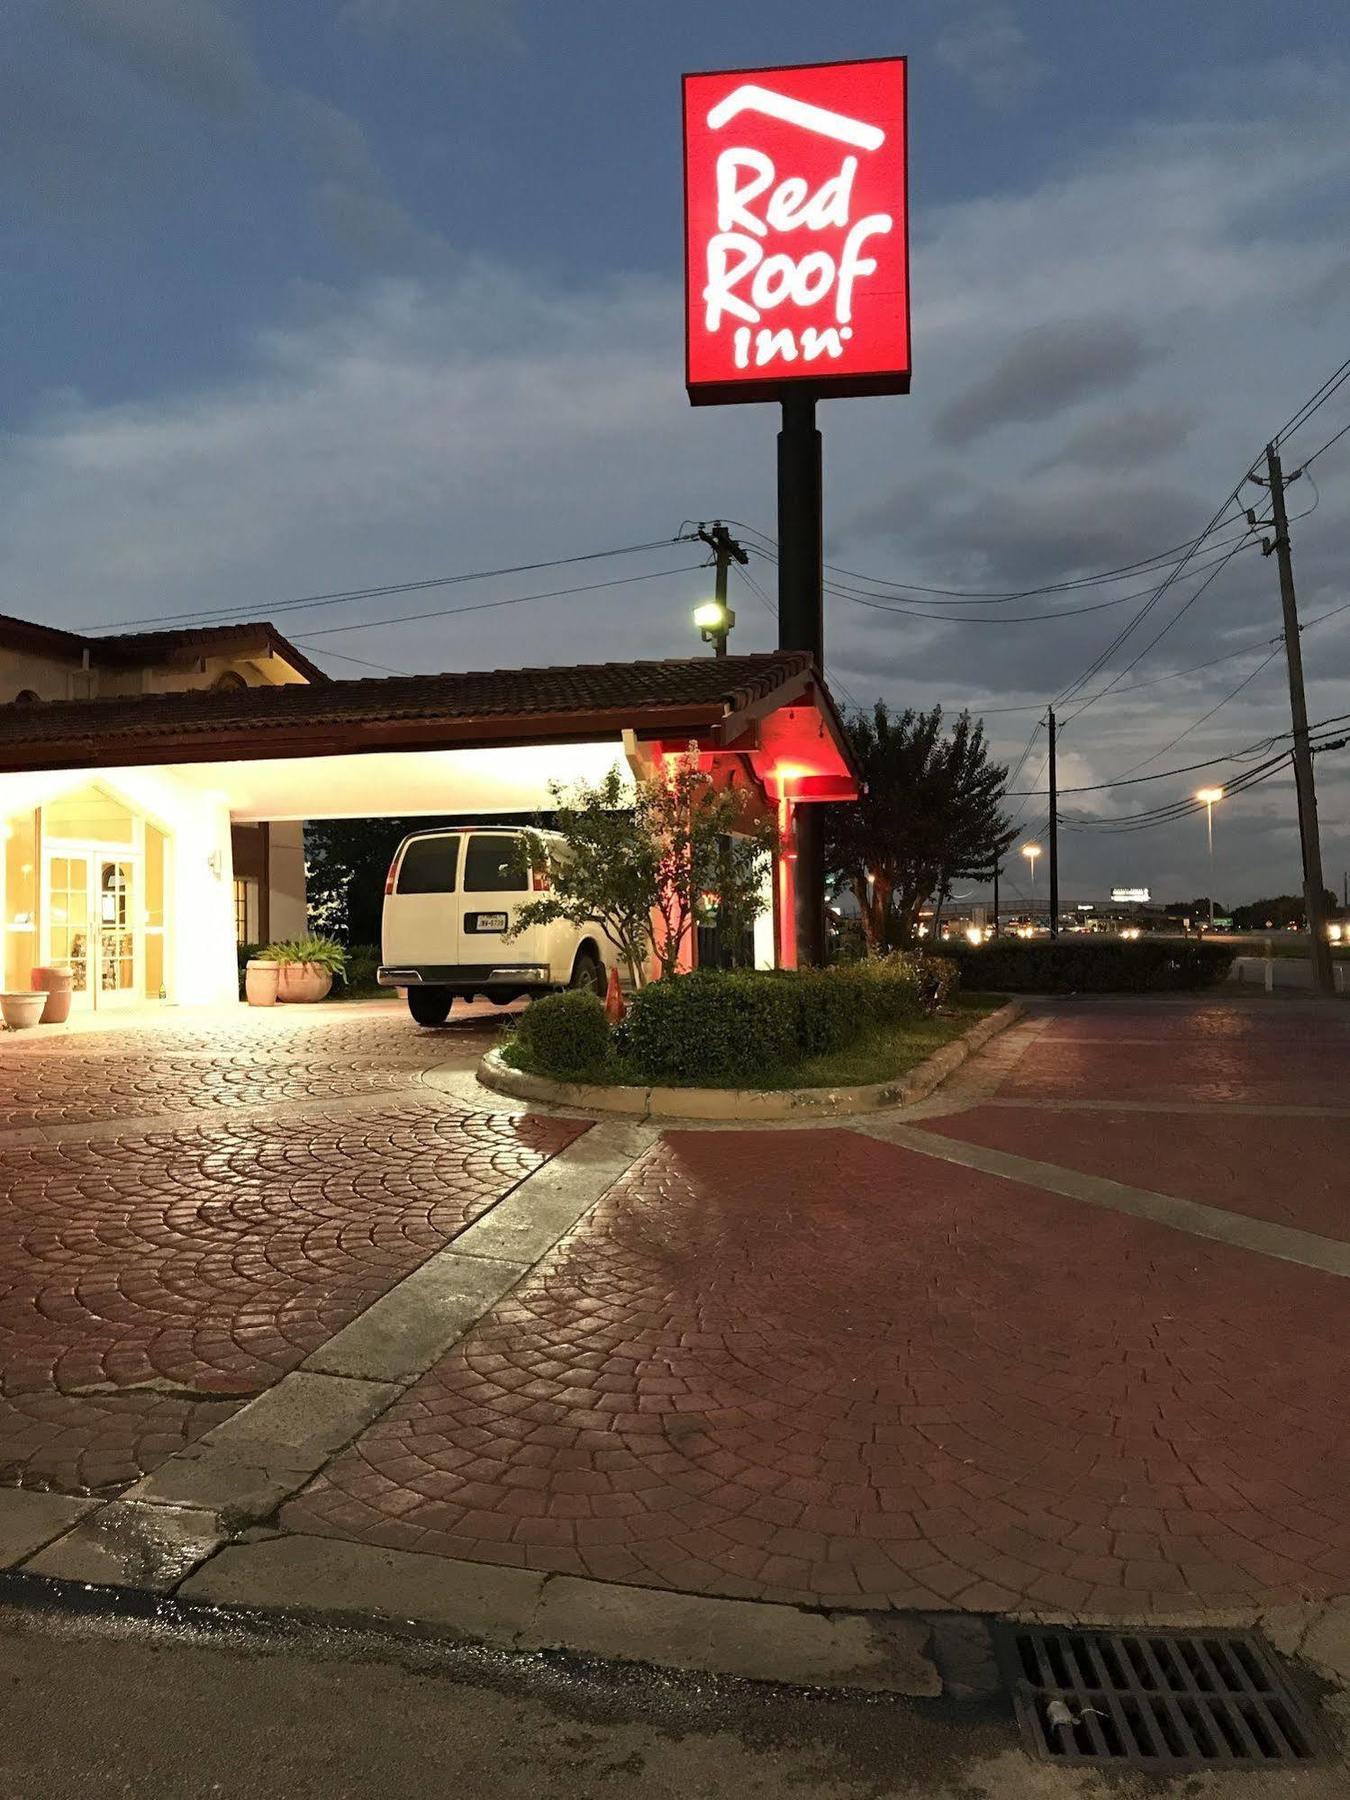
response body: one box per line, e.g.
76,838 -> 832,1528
942,937 -> 1233,993
510,990 -> 610,1078
623,970 -> 802,1082
343,944 -> 381,997
622,954 -> 960,1083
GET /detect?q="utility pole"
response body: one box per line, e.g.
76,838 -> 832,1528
1261,444 -> 1334,995
694,522 -> 746,657
1047,707 -> 1059,940
992,862 -> 1000,938
777,388 -> 827,966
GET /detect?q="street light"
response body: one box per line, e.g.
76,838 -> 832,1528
693,599 -> 736,658
1195,787 -> 1224,929
1022,842 -> 1041,923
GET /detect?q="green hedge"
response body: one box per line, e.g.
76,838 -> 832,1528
942,937 -> 1234,993
511,990 -> 610,1077
620,953 -> 957,1083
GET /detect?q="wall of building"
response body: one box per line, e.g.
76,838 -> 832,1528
1,646 -> 312,704
267,821 -> 308,940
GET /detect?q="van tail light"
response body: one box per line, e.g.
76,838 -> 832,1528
384,856 -> 399,895
532,866 -> 550,892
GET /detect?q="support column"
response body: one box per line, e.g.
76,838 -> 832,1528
777,387 -> 826,967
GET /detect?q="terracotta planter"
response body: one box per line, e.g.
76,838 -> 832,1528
245,959 -> 280,1007
31,967 -> 74,1025
1,992 -> 47,1031
276,962 -> 333,1004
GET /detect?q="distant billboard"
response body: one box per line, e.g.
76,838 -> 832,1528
683,57 -> 910,404
1110,887 -> 1151,903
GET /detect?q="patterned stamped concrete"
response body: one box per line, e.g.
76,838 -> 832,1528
0,1008 -> 585,1494
287,998 -> 1350,1618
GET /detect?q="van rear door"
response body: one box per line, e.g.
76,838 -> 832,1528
384,832 -> 462,971
460,832 -> 531,967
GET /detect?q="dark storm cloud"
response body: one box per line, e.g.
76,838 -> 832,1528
1038,406 -> 1197,473
52,0 -> 260,118
932,318 -> 1158,448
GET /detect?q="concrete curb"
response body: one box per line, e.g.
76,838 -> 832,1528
475,1000 -> 1024,1121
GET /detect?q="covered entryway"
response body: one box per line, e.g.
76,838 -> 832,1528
1,652 -> 859,1006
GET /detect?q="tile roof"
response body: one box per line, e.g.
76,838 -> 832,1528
0,651 -> 824,770
0,614 -> 329,684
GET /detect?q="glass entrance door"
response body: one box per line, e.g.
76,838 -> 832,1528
97,860 -> 136,1002
43,851 -> 141,1008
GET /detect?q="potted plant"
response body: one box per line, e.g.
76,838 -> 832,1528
31,966 -> 74,1024
1,991 -> 47,1030
265,936 -> 347,1004
244,956 -> 280,1007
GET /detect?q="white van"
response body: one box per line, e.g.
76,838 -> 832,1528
379,827 -> 606,1025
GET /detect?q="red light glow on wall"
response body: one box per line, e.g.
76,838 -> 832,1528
683,57 -> 909,406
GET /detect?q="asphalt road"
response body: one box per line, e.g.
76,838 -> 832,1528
3,1599 -> 1345,1799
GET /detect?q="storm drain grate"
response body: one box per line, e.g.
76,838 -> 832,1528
993,1624 -> 1328,1772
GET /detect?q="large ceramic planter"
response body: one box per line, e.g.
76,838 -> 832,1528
31,967 -> 74,1025
245,959 -> 280,1007
276,962 -> 333,1004
1,992 -> 47,1031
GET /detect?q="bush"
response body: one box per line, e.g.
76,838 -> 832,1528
623,954 -> 959,1083
942,937 -> 1233,993
510,990 -> 610,1078
623,970 -> 802,1082
343,944 -> 381,997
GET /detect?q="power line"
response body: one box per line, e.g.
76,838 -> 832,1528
1105,645 -> 1286,780
1298,415 -> 1350,472
1274,356 -> 1350,449
83,536 -> 698,634
295,563 -> 703,639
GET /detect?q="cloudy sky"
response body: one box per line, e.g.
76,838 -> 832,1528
5,0 -> 1349,908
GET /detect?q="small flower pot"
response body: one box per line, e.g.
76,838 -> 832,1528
30,967 -> 74,1024
1,992 -> 48,1031
245,959 -> 281,1007
276,962 -> 333,1004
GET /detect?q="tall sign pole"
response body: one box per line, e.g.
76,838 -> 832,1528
683,57 -> 911,965
777,389 -> 826,960
1264,444 -> 1334,994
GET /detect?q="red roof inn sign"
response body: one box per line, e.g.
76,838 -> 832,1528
683,57 -> 909,404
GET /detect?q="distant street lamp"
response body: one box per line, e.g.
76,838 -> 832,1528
1195,787 -> 1224,929
1022,841 -> 1041,919
693,599 -> 735,657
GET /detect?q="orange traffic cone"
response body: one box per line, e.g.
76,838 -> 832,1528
603,965 -> 627,1025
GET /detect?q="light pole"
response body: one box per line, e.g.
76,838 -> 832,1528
1195,787 -> 1223,929
1022,842 -> 1041,926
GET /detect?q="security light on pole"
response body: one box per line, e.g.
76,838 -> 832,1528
1195,787 -> 1224,928
1022,842 -> 1041,916
693,599 -> 736,657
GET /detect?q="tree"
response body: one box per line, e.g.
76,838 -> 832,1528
825,703 -> 1017,951
303,817 -> 448,946
510,755 -> 775,985
1230,892 -> 1338,931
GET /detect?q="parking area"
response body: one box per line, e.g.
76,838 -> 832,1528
0,1001 -> 586,1493
3,990 -> 1349,1631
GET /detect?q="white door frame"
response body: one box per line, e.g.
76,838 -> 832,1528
40,831 -> 145,1010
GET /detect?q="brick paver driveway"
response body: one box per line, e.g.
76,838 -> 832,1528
0,1002 -> 585,1494
288,994 -> 1350,1621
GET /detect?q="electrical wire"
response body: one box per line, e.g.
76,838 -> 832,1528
1104,645 -> 1286,779
293,564 -> 704,639
1298,415 -> 1350,471
83,536 -> 699,634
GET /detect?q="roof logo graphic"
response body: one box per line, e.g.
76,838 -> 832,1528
706,84 -> 886,153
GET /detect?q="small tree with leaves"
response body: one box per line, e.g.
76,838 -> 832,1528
510,754 -> 775,985
825,703 -> 1017,951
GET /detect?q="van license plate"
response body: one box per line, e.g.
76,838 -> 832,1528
468,912 -> 508,933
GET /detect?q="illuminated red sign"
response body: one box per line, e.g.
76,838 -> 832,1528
683,57 -> 909,406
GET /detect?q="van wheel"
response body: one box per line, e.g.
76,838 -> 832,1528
569,948 -> 604,997
407,987 -> 452,1026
